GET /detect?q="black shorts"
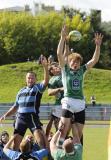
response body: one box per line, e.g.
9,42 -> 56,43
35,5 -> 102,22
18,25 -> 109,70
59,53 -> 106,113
62,109 -> 85,124
51,114 -> 60,121
14,113 -> 43,136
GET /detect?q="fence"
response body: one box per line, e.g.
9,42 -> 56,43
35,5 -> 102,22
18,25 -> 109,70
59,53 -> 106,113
0,103 -> 111,121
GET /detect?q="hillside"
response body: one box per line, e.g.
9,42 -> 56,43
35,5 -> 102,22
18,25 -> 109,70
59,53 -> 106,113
0,62 -> 111,104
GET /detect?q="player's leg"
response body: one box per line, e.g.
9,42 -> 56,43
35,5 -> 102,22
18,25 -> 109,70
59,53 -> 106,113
29,113 -> 49,149
13,114 -> 27,150
53,116 -> 60,132
56,109 -> 73,148
33,129 -> 46,149
46,114 -> 54,137
51,105 -> 62,132
80,134 -> 83,145
71,122 -> 80,143
64,122 -> 72,139
75,123 -> 84,144
12,134 -> 23,150
74,109 -> 85,145
61,109 -> 73,138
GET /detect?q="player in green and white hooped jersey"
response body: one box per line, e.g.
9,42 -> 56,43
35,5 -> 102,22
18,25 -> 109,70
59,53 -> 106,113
57,25 -> 103,147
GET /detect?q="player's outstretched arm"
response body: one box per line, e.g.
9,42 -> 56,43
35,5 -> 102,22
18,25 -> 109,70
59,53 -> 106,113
0,106 -> 17,123
41,56 -> 49,87
86,33 -> 103,69
57,25 -> 68,68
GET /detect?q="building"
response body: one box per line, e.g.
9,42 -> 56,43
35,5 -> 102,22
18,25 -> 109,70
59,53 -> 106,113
0,5 -> 31,13
33,2 -> 55,15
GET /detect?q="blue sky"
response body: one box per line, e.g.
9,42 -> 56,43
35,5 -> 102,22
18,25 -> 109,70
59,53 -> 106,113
0,0 -> 111,22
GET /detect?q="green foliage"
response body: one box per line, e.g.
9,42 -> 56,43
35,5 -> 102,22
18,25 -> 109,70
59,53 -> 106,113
90,9 -> 102,32
0,9 -> 111,69
34,11 -> 63,57
71,14 -> 81,29
0,12 -> 38,63
0,10 -> 91,65
82,17 -> 91,33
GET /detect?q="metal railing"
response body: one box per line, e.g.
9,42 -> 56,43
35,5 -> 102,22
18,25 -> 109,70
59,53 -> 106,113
0,103 -> 111,121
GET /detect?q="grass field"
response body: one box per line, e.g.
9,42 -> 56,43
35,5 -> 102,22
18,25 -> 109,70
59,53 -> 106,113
83,127 -> 108,160
0,62 -> 111,104
0,121 -> 109,160
0,62 -> 110,159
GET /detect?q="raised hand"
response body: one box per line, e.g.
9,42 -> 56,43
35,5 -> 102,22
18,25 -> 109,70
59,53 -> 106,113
94,33 -> 103,46
0,115 -> 6,123
61,25 -> 68,40
41,56 -> 48,67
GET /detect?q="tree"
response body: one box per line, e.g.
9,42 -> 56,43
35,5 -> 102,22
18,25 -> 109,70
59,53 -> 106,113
0,9 -> 110,69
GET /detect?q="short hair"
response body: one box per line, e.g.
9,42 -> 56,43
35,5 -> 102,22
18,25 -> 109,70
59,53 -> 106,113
68,53 -> 83,64
63,139 -> 74,153
26,71 -> 36,77
20,139 -> 32,153
0,131 -> 9,143
0,131 -> 9,138
48,62 -> 59,76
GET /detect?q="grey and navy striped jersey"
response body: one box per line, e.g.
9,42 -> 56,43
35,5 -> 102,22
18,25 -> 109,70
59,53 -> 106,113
14,83 -> 45,113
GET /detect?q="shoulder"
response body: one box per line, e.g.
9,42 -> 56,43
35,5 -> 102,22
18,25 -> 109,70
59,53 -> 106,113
51,149 -> 65,159
32,149 -> 49,159
49,76 -> 55,83
62,64 -> 69,73
0,146 -> 3,157
3,148 -> 21,160
80,64 -> 87,72
51,75 -> 61,82
34,83 -> 45,91
19,86 -> 26,92
37,148 -> 49,154
48,76 -> 58,88
0,142 -> 3,148
74,143 -> 83,152
17,87 -> 26,95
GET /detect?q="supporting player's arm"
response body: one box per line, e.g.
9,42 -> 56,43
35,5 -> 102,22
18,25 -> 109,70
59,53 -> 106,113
50,121 -> 64,153
50,130 -> 61,153
4,135 -> 16,151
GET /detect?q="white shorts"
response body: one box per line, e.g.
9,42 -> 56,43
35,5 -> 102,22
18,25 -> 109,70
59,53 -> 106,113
61,97 -> 85,113
51,105 -> 62,118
